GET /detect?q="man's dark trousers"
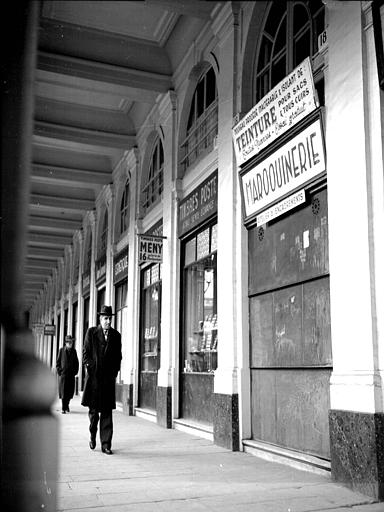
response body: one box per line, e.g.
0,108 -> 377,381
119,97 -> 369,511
88,409 -> 113,448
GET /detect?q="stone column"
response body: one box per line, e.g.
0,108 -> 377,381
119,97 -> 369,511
326,0 -> 384,500
126,148 -> 140,414
211,2 -> 242,451
156,91 -> 177,428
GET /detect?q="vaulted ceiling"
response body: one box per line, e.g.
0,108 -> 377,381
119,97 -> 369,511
25,0 -> 222,311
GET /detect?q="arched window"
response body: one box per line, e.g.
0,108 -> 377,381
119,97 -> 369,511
180,65 -> 218,172
255,1 -> 325,104
73,242 -> 79,285
120,179 -> 130,234
100,209 -> 108,255
142,137 -> 164,212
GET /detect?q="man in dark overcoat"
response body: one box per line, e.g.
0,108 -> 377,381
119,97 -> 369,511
81,305 -> 122,454
56,335 -> 79,414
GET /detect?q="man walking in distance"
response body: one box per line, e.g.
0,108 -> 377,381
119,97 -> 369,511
81,305 -> 122,454
56,334 -> 79,414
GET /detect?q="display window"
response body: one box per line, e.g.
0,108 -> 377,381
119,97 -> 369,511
140,263 -> 162,372
182,223 -> 217,373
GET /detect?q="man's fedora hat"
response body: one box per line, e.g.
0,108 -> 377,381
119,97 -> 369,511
65,335 -> 75,342
98,305 -> 115,316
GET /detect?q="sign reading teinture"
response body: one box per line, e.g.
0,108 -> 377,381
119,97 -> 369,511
232,57 -> 317,166
240,118 -> 325,221
138,234 -> 164,264
256,189 -> 306,226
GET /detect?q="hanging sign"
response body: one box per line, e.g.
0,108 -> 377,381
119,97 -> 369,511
138,235 -> 164,264
240,117 -> 325,222
232,57 -> 317,166
44,324 -> 56,336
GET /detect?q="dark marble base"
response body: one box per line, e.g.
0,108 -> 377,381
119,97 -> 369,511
213,393 -> 239,451
329,410 -> 384,501
157,386 -> 172,428
117,383 -> 134,415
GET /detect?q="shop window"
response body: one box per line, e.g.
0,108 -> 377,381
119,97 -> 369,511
120,179 -> 130,234
180,66 -> 218,172
141,263 -> 162,372
182,224 -> 217,373
142,137 -> 164,213
255,0 -> 325,105
73,242 -> 79,285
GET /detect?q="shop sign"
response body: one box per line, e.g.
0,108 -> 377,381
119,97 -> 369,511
240,117 -> 325,221
82,273 -> 90,293
95,255 -> 106,283
178,170 -> 218,237
33,323 -> 44,335
138,235 -> 163,264
44,324 -> 56,336
114,246 -> 128,284
232,57 -> 317,166
256,189 -> 305,226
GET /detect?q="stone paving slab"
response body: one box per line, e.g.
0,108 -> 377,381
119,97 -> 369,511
55,396 -> 380,512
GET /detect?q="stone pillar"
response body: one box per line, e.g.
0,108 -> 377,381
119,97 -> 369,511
211,2 -> 242,450
126,148 -> 140,414
156,91 -> 177,428
326,1 -> 384,500
105,185 -> 114,306
88,211 -> 97,325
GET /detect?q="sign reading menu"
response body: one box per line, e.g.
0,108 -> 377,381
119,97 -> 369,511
232,57 -> 317,166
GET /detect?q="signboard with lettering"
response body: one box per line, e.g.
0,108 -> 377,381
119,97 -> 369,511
256,189 -> 306,226
138,235 -> 163,264
232,57 -> 317,166
44,324 -> 56,336
114,246 -> 128,284
178,170 -> 218,237
95,255 -> 106,283
240,117 -> 325,222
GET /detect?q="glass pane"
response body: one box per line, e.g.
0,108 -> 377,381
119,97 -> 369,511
197,227 -> 210,260
271,54 -> 286,89
183,254 -> 217,373
196,78 -> 205,118
265,1 -> 286,37
205,67 -> 217,107
273,17 -> 286,56
257,36 -> 272,73
294,4 -> 309,35
144,268 -> 151,287
185,238 -> 196,266
141,282 -> 160,372
294,29 -> 311,67
151,264 -> 159,283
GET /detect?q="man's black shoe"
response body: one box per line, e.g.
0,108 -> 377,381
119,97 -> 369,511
102,447 -> 113,455
89,438 -> 96,450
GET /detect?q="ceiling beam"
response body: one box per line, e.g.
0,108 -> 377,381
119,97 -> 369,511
28,232 -> 74,246
145,0 -> 214,19
38,51 -> 172,93
27,246 -> 64,259
30,193 -> 94,212
32,163 -> 111,187
29,214 -> 81,232
34,120 -> 136,150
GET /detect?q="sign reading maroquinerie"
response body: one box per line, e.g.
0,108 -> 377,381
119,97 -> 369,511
240,118 -> 325,220
233,58 -> 317,166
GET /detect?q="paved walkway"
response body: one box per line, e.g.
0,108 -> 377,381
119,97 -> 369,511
55,396 -> 382,512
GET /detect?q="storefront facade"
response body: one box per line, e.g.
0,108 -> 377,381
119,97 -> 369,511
30,1 -> 384,500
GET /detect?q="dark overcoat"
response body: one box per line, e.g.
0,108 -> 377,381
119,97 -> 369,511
56,347 -> 79,400
81,325 -> 122,411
